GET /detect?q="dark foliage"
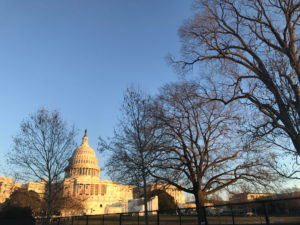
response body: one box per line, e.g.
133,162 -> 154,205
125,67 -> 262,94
0,204 -> 35,225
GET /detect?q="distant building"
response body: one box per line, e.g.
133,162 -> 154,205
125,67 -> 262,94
230,193 -> 273,202
128,196 -> 159,215
0,177 -> 16,204
0,131 -> 185,216
0,177 -> 46,204
182,201 -> 215,208
133,183 -> 185,207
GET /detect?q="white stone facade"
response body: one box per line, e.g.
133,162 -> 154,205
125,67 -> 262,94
61,131 -> 133,215
0,177 -> 15,204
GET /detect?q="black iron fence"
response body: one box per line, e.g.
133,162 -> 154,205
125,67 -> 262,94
35,196 -> 300,225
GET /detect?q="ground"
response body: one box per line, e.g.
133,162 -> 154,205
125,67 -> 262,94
36,215 -> 300,225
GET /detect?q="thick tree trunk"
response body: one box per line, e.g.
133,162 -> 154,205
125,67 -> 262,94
142,170 -> 149,225
292,135 -> 300,155
194,191 -> 207,225
46,182 -> 52,225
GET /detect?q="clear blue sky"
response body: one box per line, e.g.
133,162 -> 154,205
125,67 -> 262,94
0,0 -> 194,179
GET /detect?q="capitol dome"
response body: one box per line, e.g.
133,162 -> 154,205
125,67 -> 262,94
65,130 -> 100,178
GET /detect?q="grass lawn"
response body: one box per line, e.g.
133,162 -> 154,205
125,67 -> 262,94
38,215 -> 300,225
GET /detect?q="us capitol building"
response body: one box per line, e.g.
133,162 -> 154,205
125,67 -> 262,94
0,131 -> 185,215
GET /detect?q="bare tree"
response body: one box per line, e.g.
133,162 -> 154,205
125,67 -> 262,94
99,88 -> 162,225
267,152 -> 300,179
175,0 -> 300,157
7,108 -> 76,220
53,188 -> 85,216
150,81 -> 275,225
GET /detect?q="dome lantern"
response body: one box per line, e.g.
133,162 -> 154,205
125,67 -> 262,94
83,129 -> 88,145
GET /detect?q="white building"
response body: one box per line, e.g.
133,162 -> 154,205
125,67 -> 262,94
0,131 -> 185,216
62,131 -> 133,215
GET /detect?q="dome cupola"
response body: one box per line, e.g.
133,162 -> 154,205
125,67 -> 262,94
65,130 -> 100,178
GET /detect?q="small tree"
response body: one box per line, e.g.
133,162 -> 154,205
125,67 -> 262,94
6,188 -> 42,217
7,108 -> 76,220
53,191 -> 85,216
99,88 -> 162,225
151,81 -> 274,225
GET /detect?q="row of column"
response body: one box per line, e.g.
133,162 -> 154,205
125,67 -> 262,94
74,159 -> 95,164
75,183 -> 107,196
68,168 -> 100,177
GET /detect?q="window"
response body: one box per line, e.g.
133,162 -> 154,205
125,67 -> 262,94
91,184 -> 94,195
95,184 -> 99,195
85,184 -> 90,195
78,184 -> 84,195
101,185 -> 106,196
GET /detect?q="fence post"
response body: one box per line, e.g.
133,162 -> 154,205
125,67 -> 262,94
138,213 -> 140,225
230,205 -> 235,225
200,206 -> 208,225
179,210 -> 182,225
86,215 -> 89,225
157,210 -> 160,225
102,214 -> 104,225
119,213 -> 122,225
263,202 -> 270,225
71,216 -> 74,225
